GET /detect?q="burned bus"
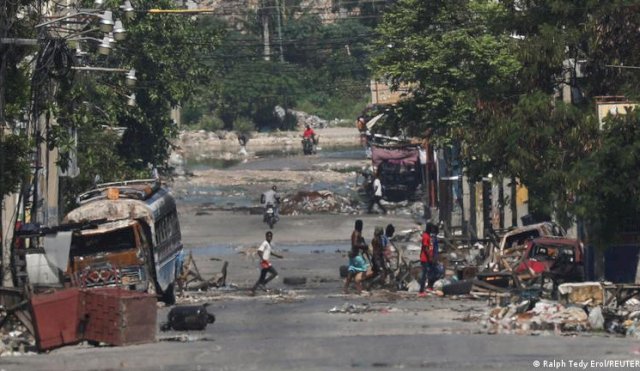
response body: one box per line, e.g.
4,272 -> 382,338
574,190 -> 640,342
63,179 -> 183,304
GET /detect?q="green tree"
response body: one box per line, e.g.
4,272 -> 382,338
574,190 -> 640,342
49,0 -> 222,211
572,109 -> 640,246
0,0 -> 38,199
370,0 -> 520,140
183,6 -> 377,129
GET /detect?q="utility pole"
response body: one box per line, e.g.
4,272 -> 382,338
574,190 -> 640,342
275,0 -> 284,62
1,0 -> 19,286
262,0 -> 270,61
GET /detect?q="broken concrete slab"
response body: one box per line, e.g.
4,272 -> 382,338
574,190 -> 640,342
558,282 -> 604,306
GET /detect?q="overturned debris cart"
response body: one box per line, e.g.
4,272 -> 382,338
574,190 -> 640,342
29,287 -> 156,351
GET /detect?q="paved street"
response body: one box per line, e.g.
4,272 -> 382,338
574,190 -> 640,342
5,226 -> 640,370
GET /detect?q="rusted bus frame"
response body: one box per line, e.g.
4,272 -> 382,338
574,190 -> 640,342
65,183 -> 183,293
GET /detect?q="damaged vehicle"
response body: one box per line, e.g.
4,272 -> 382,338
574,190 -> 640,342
63,179 -> 183,304
514,237 -> 585,289
473,234 -> 584,298
486,221 -> 565,271
358,142 -> 425,202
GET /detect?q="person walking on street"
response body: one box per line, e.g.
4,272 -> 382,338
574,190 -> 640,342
367,173 -> 387,214
238,132 -> 248,156
344,244 -> 372,294
370,226 -> 387,285
418,223 -> 436,297
252,231 -> 283,294
351,219 -> 366,251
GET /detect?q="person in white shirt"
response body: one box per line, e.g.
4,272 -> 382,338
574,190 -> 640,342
261,185 -> 281,220
367,173 -> 387,214
251,231 -> 283,294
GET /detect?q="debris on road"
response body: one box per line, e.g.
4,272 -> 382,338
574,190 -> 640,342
558,282 -> 604,306
1,287 -> 157,353
281,190 -> 358,215
161,304 -> 215,331
328,302 -> 401,314
471,281 -> 640,337
177,251 -> 228,293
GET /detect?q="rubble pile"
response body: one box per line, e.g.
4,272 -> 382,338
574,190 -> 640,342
0,314 -> 35,356
281,190 -> 359,214
482,300 -> 589,335
477,282 -> 640,337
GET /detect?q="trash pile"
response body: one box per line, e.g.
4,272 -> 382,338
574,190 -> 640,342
477,281 -> 640,337
0,313 -> 35,356
281,190 -> 359,214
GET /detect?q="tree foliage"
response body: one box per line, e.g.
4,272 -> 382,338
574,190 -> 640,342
183,8 -> 375,130
370,0 -> 640,238
370,0 -> 520,140
51,0 -> 221,210
0,133 -> 30,198
0,0 -> 39,199
572,109 -> 640,245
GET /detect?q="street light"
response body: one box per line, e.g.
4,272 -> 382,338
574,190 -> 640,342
98,36 -> 112,55
127,93 -> 136,106
99,10 -> 114,33
70,66 -> 136,88
113,20 -> 126,41
125,68 -> 137,87
120,0 -> 135,20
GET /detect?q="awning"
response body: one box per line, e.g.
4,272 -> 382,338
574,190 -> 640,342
371,145 -> 420,167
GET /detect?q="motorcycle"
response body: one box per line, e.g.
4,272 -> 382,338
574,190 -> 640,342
263,203 -> 278,229
301,135 -> 317,155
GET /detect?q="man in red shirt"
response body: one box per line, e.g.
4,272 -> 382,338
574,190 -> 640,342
418,223 -> 435,296
303,125 -> 316,142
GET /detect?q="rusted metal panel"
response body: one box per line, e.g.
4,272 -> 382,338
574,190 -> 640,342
63,200 -> 155,229
30,288 -> 84,351
84,288 -> 157,346
0,287 -> 23,308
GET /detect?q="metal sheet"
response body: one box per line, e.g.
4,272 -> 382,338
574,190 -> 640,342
43,231 -> 72,271
26,253 -> 61,285
30,288 -> 83,351
371,145 -> 420,167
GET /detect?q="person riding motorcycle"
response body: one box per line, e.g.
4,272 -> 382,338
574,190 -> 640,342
302,125 -> 318,154
303,125 -> 316,143
261,185 -> 281,221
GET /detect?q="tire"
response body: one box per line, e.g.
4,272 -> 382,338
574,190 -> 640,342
161,283 -> 176,305
268,218 -> 274,229
283,276 -> 307,286
442,280 -> 473,296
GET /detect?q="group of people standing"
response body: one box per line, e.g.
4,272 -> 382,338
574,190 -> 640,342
343,219 -> 396,294
343,219 -> 441,296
